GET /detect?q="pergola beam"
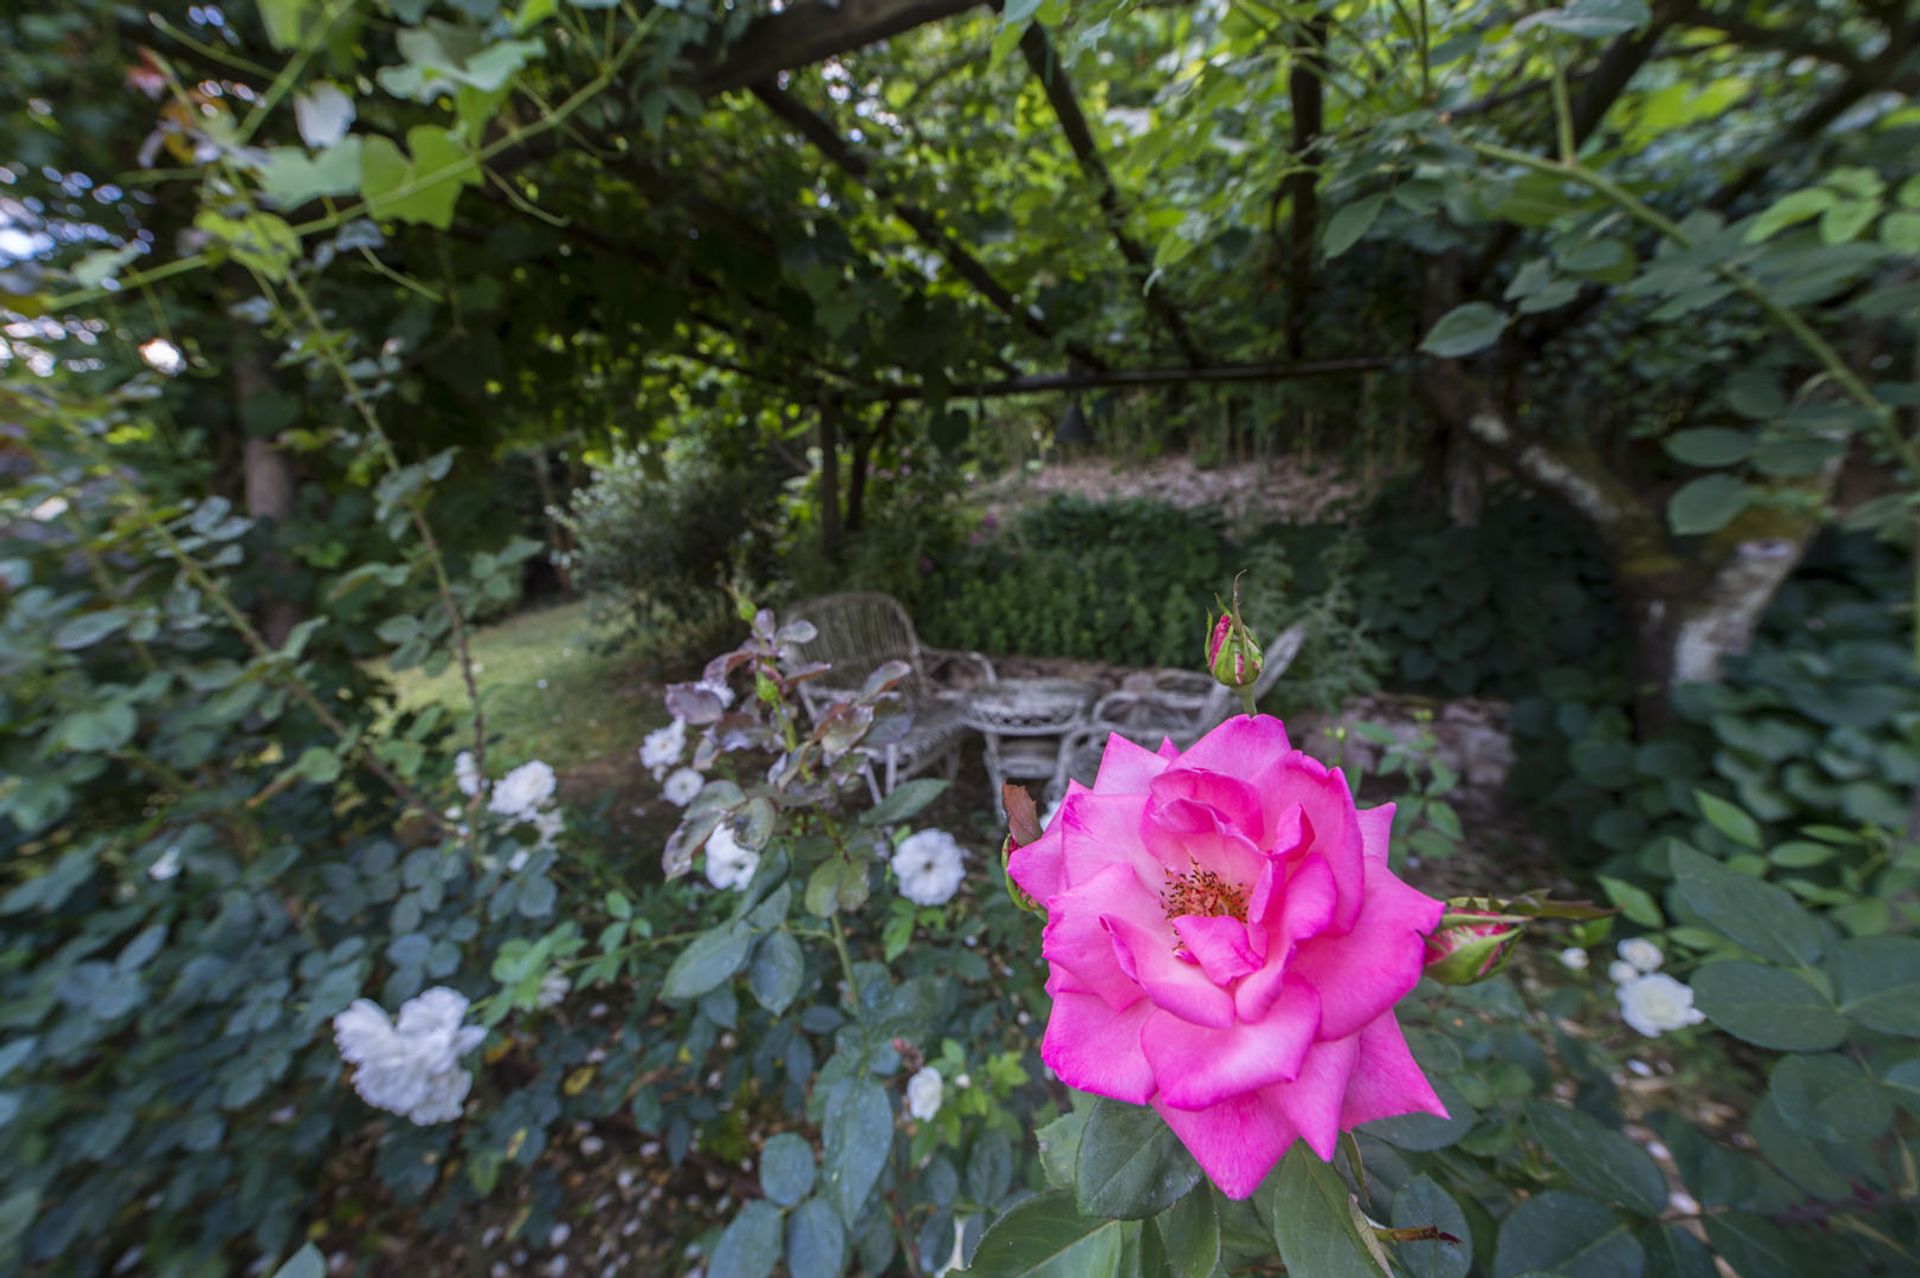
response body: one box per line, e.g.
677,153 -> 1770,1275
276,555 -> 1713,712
874,355 -> 1398,400
752,82 -> 1110,372
686,0 -> 984,97
1018,26 -> 1205,367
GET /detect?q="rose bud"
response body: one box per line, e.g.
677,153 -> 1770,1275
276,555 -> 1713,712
1206,578 -> 1263,716
1423,908 -> 1526,985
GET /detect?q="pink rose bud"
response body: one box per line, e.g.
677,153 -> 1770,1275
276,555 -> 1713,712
1422,908 -> 1526,986
1206,585 -> 1262,694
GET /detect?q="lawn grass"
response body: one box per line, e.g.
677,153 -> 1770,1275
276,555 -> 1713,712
384,601 -> 669,770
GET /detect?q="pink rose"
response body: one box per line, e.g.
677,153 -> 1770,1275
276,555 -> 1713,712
1008,715 -> 1448,1199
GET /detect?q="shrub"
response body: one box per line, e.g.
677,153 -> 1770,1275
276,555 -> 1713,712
562,447 -> 784,654
913,496 -> 1231,667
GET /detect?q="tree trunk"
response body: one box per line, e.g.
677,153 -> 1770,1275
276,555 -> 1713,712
529,450 -> 576,595
1417,355 -> 1838,735
818,400 -> 841,562
1284,15 -> 1329,360
235,348 -> 303,649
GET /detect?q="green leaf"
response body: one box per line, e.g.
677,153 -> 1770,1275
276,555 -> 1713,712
52,609 -> 130,650
1744,189 -> 1834,243
59,704 -> 136,752
861,778 -> 950,827
1666,475 -> 1752,536
1075,1099 -> 1203,1221
1880,210 -> 1920,253
1641,1223 -> 1716,1278
1037,1110 -> 1086,1192
1526,1102 -> 1668,1216
963,1191 -> 1128,1278
1884,1058 -> 1920,1116
968,1130 -> 1015,1204
1533,0 -> 1651,37
1670,845 -> 1822,966
1830,935 -> 1920,1036
294,746 -> 343,783
1691,961 -> 1845,1051
259,0 -> 315,49
1491,1191 -> 1641,1278
748,931 -> 805,1015
661,921 -> 752,1002
1322,195 -> 1386,259
1662,429 -> 1754,468
1702,1212 -> 1808,1278
1419,303 -> 1508,358
1818,199 -> 1877,245
1597,876 -> 1663,929
360,127 -> 482,229
760,1131 -> 817,1207
270,1245 -> 326,1278
1767,1053 -> 1893,1143
822,1076 -> 892,1225
1691,792 -> 1760,848
260,139 -> 364,209
786,1198 -> 848,1278
1390,1175 -> 1471,1278
710,1200 -> 784,1278
1155,1183 -> 1221,1278
1255,1143 -> 1384,1278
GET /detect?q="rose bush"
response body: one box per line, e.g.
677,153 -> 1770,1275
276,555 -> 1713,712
1008,715 -> 1448,1198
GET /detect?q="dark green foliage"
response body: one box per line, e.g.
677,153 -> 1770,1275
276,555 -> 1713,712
1512,532 -> 1918,891
1343,487 -> 1623,698
908,497 -> 1232,668
840,486 -> 1616,702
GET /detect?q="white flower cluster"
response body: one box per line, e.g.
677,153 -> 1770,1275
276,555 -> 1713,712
906,1065 -> 944,1120
1610,938 -> 1705,1038
639,717 -> 687,780
705,824 -> 760,891
454,754 -> 565,865
333,987 -> 485,1125
892,830 -> 965,906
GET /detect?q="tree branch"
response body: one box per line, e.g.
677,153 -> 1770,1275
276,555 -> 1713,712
1018,25 -> 1205,366
752,81 -> 1110,371
684,0 -> 986,97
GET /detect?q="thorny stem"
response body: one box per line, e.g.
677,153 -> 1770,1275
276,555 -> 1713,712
280,272 -> 491,828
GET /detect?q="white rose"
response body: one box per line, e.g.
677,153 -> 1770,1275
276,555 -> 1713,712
1607,960 -> 1640,985
1557,947 -> 1589,971
662,767 -> 704,807
1616,973 -> 1705,1038
489,760 -> 556,820
906,1065 -> 943,1121
1617,936 -> 1664,974
454,750 -> 483,798
639,719 -> 687,776
704,824 -> 761,892
333,986 -> 486,1125
891,829 -> 965,906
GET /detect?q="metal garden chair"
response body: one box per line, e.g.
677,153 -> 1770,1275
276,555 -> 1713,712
790,592 -> 997,796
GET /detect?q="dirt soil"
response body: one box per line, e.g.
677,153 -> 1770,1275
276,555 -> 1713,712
973,454 -> 1366,529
